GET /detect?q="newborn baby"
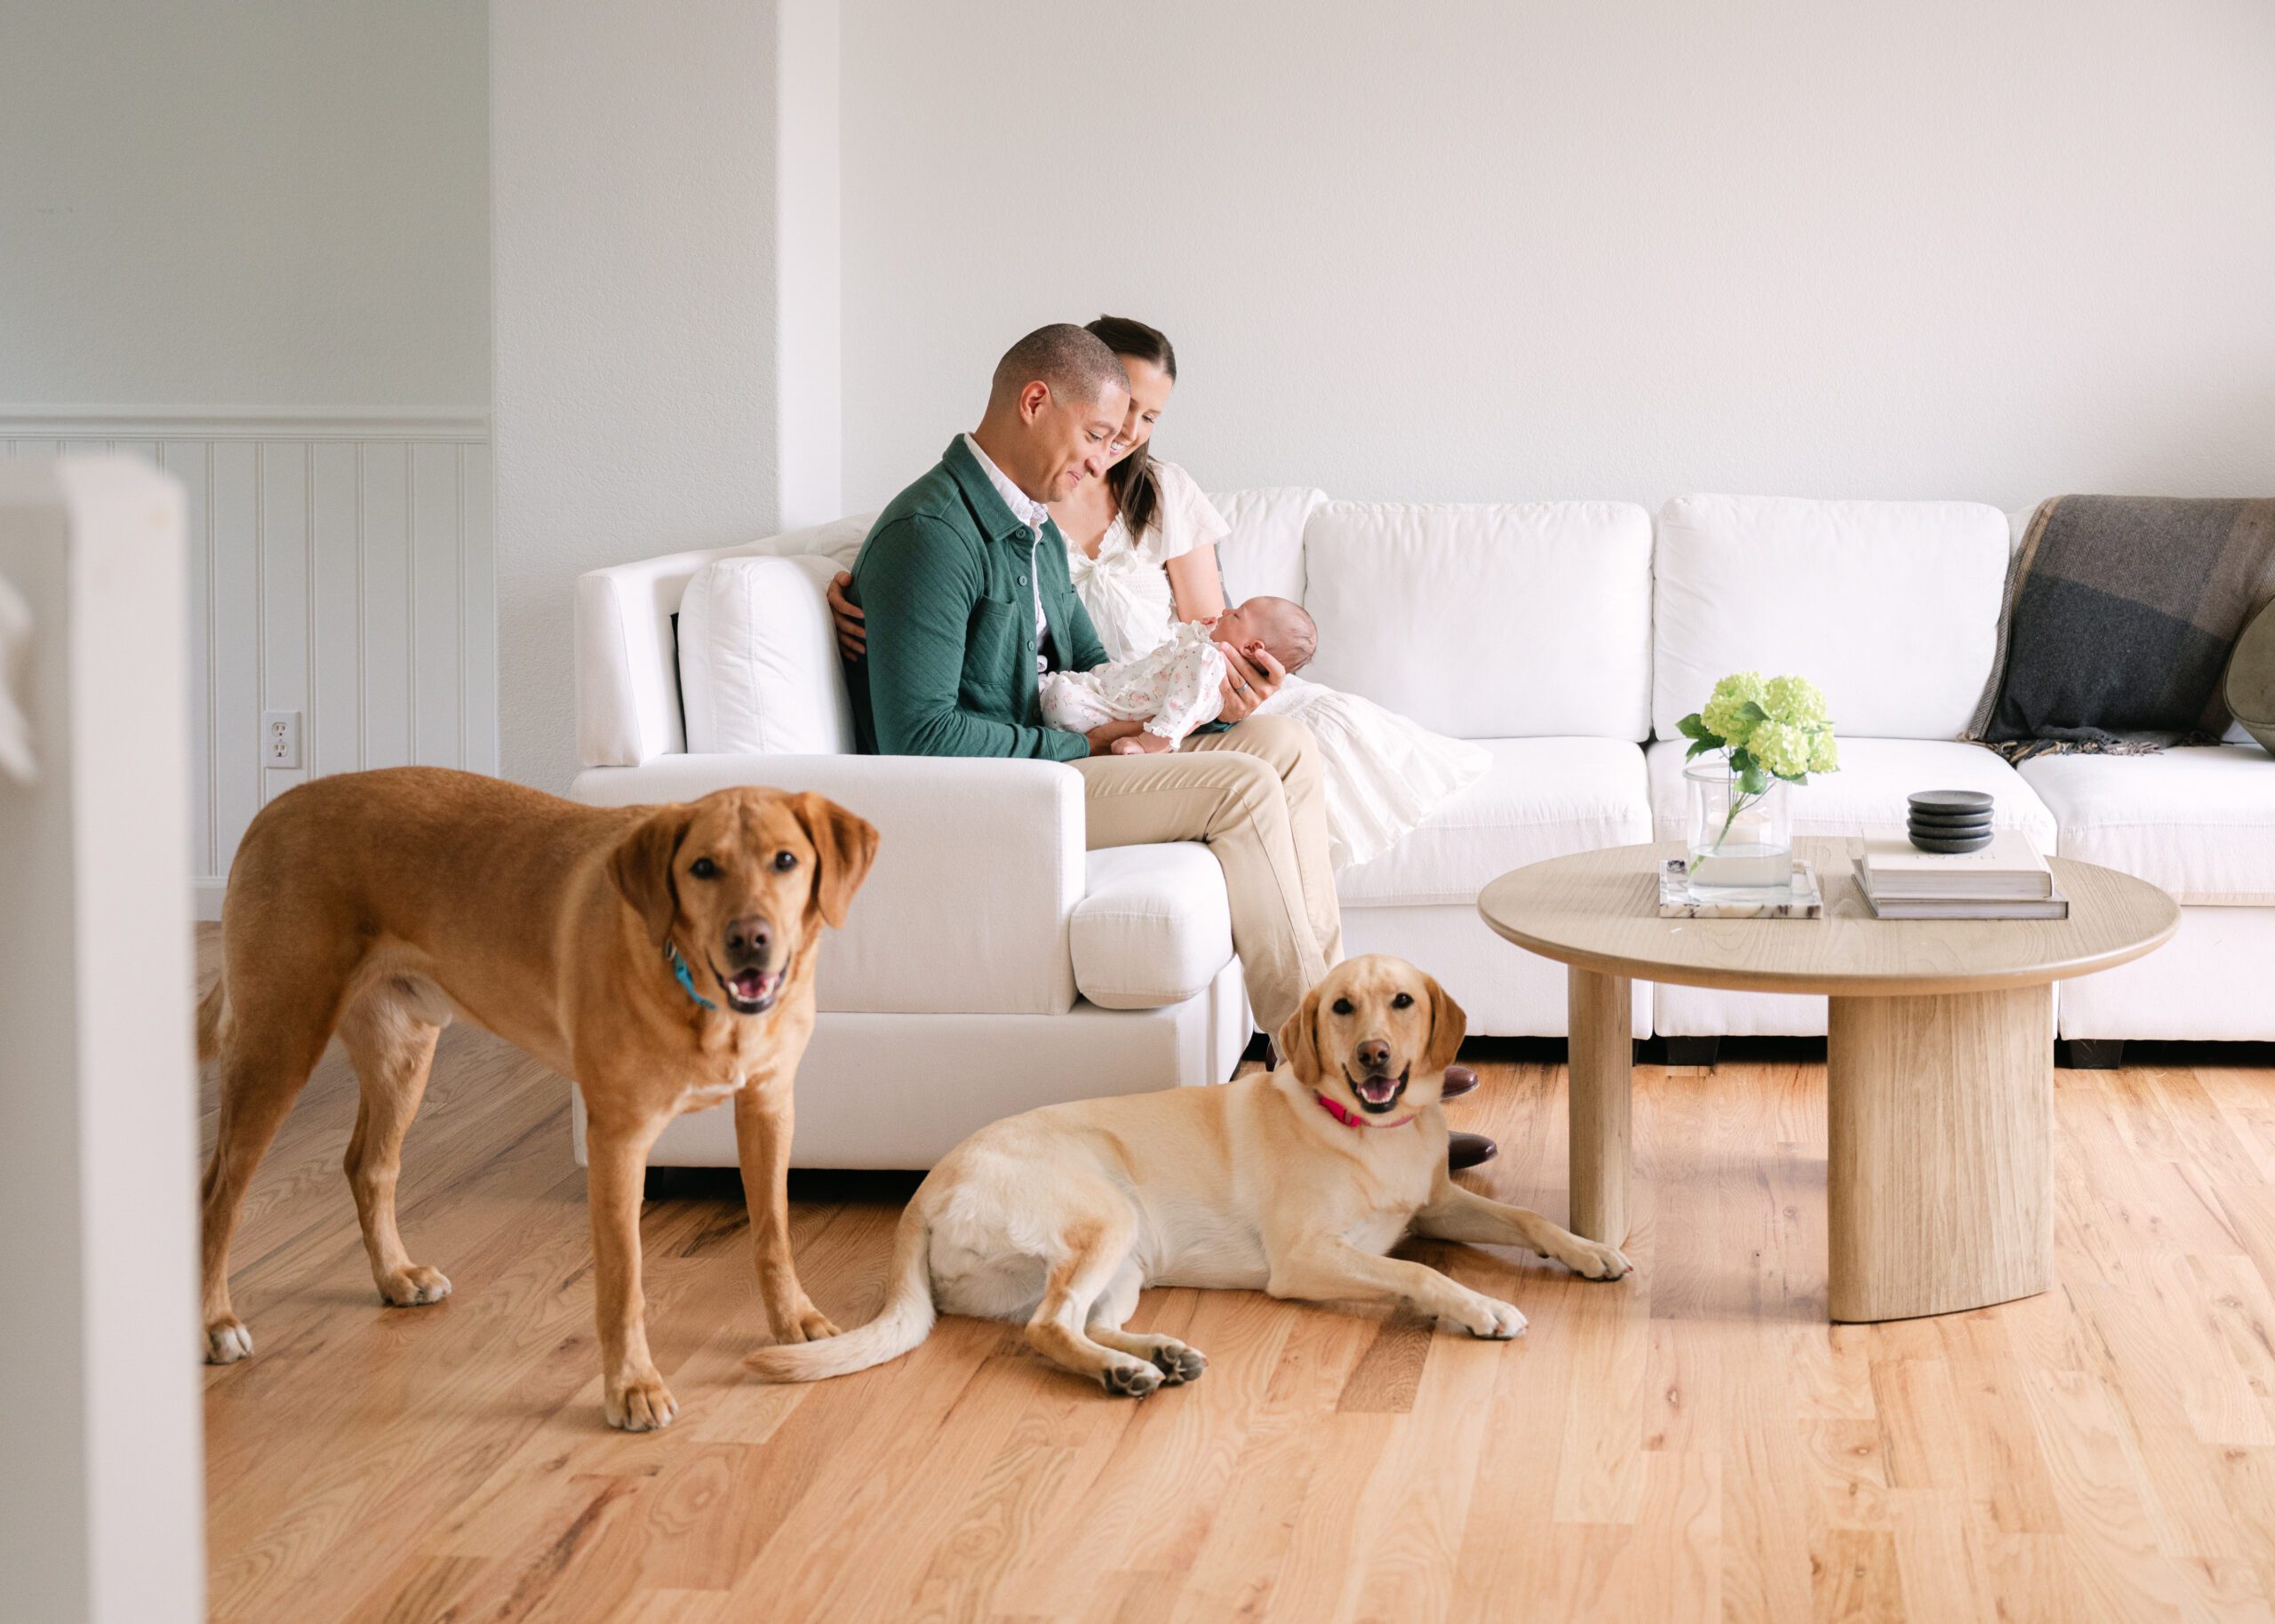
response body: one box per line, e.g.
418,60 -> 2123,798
1042,595 -> 1318,754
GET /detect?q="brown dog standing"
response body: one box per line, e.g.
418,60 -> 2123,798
196,766 -> 876,1429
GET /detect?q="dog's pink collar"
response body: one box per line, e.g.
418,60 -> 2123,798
1314,1091 -> 1415,1131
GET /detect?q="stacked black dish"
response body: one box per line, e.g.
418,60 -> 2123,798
1908,789 -> 1994,853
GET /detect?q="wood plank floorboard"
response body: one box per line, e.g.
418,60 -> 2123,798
194,929 -> 2275,1622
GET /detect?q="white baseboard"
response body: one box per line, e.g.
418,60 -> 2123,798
192,880 -> 227,923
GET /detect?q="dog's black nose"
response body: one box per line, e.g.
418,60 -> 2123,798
724,915 -> 773,962
1356,1039 -> 1393,1073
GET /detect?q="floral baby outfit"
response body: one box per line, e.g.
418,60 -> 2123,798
1040,619 -> 1228,746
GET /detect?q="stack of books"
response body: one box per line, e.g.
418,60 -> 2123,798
1854,831 -> 2068,919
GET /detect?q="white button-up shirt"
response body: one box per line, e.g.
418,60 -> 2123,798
961,433 -> 1054,679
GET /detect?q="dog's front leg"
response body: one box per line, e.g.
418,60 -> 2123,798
732,1077 -> 840,1343
1265,1235 -> 1527,1340
585,1110 -> 677,1430
1412,1182 -> 1633,1281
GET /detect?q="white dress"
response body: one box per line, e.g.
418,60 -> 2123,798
1067,459 -> 1489,870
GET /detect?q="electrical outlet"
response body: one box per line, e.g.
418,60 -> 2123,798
264,710 -> 302,768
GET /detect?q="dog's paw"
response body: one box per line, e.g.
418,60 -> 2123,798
787,1307 -> 842,1342
1148,1341 -> 1209,1385
605,1368 -> 680,1432
1452,1295 -> 1528,1341
204,1316 -> 254,1364
1562,1240 -> 1633,1282
1100,1359 -> 1163,1398
379,1264 -> 453,1307
764,1294 -> 842,1344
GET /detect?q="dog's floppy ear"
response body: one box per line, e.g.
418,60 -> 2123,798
1275,981 -> 1326,1087
792,792 -> 880,929
609,806 -> 692,949
1422,972 -> 1468,1077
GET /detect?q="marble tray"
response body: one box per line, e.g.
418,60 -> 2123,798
1658,857 -> 1824,919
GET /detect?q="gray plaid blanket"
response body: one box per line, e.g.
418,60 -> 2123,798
1967,495 -> 2275,762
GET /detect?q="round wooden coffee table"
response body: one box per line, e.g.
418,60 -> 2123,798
1477,837 -> 2178,1322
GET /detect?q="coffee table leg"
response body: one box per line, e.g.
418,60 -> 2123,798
1568,967 -> 1632,1245
1825,985 -> 2055,1322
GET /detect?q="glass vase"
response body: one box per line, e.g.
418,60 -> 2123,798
1684,759 -> 1793,901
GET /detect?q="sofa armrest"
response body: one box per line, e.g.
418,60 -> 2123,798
571,754 -> 1082,1015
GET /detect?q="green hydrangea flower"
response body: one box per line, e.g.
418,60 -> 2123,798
1699,671 -> 1768,745
1764,674 -> 1830,729
1808,730 -> 1839,774
1748,720 -> 1815,779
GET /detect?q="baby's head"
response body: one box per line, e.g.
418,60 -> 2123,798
1215,595 -> 1317,674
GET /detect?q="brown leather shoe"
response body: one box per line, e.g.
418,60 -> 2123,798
1449,1130 -> 1498,1171
1441,1063 -> 1479,1100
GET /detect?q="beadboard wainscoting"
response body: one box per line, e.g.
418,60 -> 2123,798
0,411 -> 495,916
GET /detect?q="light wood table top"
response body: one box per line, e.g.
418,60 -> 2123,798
1477,837 -> 2180,999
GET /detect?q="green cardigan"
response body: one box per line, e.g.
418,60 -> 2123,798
848,437 -> 1109,760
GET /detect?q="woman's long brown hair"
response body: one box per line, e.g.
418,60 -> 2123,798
1085,315 -> 1177,538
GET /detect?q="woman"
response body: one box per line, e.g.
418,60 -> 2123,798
829,316 -> 1488,871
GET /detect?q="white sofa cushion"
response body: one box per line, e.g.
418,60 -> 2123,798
575,513 -> 873,767
1070,844 -> 1234,1009
1646,736 -> 2056,854
2017,744 -> 2275,905
1212,486 -> 1327,605
678,553 -> 854,755
1653,495 -> 2010,742
1337,737 -> 1652,909
1301,502 -> 1655,741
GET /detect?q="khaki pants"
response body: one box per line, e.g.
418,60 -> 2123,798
1073,714 -> 1343,1034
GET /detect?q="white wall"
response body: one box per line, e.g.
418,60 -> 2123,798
778,0 -> 844,530
0,0 -> 490,411
492,0 -> 839,790
2,3 -> 495,896
841,0 -> 2275,513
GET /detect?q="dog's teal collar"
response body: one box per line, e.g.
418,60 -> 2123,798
666,943 -> 716,1011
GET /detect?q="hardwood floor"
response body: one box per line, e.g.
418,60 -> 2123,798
197,929 -> 2275,1622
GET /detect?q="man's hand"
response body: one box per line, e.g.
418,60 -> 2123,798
827,572 -> 866,659
1085,719 -> 1145,756
1112,730 -> 1174,755
1215,641 -> 1285,722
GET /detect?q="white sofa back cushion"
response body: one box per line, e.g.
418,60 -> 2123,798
1212,486 -> 1327,604
576,513 -> 872,767
679,553 -> 854,755
1653,495 -> 2009,742
1300,501 -> 1655,740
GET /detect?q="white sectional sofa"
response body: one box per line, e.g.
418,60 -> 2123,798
571,491 -> 2275,1168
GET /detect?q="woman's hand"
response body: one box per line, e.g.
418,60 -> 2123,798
1215,641 -> 1285,722
826,572 -> 866,659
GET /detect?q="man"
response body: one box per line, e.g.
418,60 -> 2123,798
846,323 -> 1340,1035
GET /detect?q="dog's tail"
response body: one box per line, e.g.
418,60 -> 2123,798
745,1199 -> 935,1382
196,975 -> 228,1064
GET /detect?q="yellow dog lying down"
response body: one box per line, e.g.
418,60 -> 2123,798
750,954 -> 1632,1395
